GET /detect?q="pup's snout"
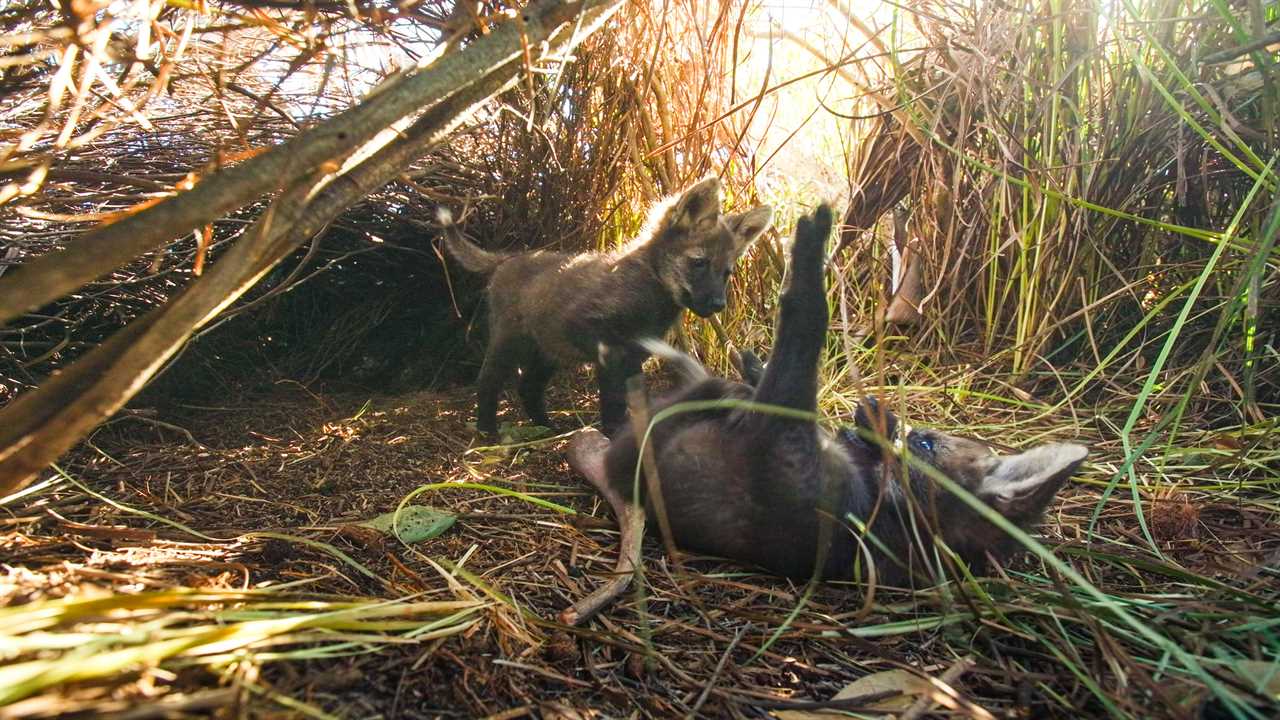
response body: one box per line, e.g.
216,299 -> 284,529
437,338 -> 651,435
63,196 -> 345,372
688,294 -> 726,317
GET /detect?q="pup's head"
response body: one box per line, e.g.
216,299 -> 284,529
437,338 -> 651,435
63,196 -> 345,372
646,177 -> 772,318
847,397 -> 1087,571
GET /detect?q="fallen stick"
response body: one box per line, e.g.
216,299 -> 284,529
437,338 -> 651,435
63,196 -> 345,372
559,428 -> 645,626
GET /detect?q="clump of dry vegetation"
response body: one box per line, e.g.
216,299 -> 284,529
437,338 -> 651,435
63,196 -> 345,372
1,0 -> 1277,717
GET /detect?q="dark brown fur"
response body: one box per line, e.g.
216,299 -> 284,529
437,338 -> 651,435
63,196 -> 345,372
439,178 -> 771,437
583,205 -> 1088,585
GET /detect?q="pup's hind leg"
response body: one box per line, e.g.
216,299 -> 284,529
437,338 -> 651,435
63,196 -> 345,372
751,205 -> 833,414
475,335 -> 520,437
517,353 -> 556,428
567,429 -> 621,511
563,428 -> 644,626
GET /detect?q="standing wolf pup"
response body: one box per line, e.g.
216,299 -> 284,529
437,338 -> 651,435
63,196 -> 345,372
438,177 -> 771,438
569,205 -> 1088,585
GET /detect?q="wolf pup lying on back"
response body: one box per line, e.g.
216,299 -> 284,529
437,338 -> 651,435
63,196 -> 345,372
439,178 -> 771,438
569,205 -> 1087,584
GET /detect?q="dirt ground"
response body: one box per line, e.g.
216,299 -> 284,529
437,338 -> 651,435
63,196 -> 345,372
2,372 -> 1275,719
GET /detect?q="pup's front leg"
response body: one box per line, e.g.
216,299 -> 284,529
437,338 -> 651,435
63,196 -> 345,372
750,204 -> 833,414
596,345 -> 647,438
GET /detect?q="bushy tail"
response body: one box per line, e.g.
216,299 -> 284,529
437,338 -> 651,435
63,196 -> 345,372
436,208 -> 506,275
635,338 -> 708,384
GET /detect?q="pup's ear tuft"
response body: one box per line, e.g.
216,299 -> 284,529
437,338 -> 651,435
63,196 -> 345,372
668,176 -> 722,233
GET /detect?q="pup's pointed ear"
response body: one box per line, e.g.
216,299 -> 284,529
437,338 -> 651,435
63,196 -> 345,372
724,205 -> 773,255
854,396 -> 897,443
979,443 -> 1087,518
668,176 -> 722,233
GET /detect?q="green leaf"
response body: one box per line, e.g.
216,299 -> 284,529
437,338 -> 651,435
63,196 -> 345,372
498,422 -> 554,443
359,506 -> 456,544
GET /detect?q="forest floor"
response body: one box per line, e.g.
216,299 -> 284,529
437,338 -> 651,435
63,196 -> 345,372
1,371 -> 1277,719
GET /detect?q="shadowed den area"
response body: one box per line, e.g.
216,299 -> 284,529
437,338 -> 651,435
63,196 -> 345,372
0,0 -> 1278,717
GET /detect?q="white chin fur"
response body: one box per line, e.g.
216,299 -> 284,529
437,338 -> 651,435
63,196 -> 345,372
893,422 -> 913,452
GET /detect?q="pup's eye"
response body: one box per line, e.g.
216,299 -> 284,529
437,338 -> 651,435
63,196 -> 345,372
911,434 -> 935,453
690,257 -> 709,269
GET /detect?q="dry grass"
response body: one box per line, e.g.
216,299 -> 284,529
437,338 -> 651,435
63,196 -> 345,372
1,368 -> 1275,717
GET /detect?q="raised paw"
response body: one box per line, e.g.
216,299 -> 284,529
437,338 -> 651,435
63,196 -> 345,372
811,203 -> 834,243
789,203 -> 834,279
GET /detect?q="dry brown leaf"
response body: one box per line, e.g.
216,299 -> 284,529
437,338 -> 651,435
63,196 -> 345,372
774,669 -> 930,719
1232,660 -> 1280,700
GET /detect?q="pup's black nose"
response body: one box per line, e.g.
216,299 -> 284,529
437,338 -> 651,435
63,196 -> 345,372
706,297 -> 726,313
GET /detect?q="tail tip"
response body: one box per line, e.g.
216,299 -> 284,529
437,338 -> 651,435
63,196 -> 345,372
636,338 -> 708,382
436,207 -> 454,226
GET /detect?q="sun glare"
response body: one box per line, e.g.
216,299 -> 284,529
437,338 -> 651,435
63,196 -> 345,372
737,0 -> 901,206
